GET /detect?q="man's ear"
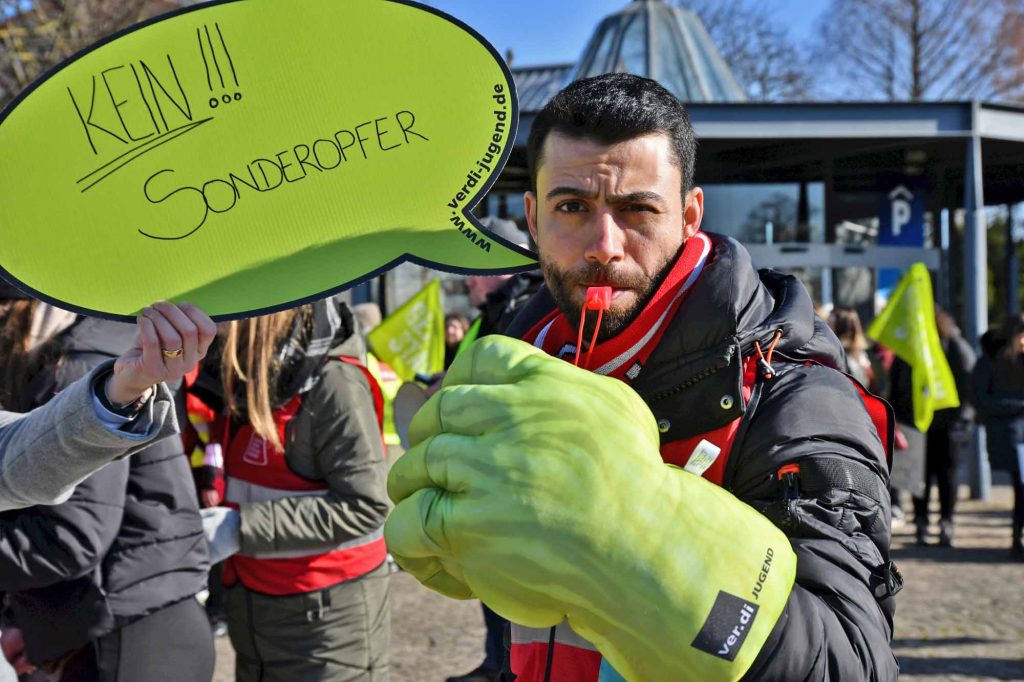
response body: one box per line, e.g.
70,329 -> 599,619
683,187 -> 704,239
524,191 -> 539,243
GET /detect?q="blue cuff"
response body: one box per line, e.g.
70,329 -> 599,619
91,387 -> 135,431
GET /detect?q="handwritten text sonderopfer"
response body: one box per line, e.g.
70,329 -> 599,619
139,110 -> 429,240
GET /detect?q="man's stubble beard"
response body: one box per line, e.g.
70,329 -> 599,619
540,247 -> 679,344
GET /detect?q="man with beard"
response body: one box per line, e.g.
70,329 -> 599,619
385,74 -> 899,681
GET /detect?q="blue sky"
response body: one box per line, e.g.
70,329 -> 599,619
421,0 -> 827,67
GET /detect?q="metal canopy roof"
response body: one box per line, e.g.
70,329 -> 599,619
511,63 -> 574,113
686,101 -> 1024,143
572,0 -> 746,104
515,100 -> 1024,143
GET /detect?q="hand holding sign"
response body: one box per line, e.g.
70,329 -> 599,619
105,301 -> 217,405
0,0 -> 535,320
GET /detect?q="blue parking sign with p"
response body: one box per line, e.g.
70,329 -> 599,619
877,183 -> 927,295
879,184 -> 926,247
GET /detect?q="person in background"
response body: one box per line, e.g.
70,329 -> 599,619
0,308 -> 212,682
0,296 -> 76,410
972,313 -> 1024,557
200,298 -> 391,681
828,306 -> 874,389
459,217 -> 544,352
827,307 -> 914,533
181,352 -> 232,639
912,307 -> 975,546
444,313 -> 470,369
885,353 -> 924,529
354,302 -> 403,457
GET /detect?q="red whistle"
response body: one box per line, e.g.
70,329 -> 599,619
575,287 -> 611,369
585,286 -> 612,311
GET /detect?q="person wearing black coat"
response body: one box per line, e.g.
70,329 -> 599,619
392,72 -> 899,681
0,317 -> 212,681
911,309 -> 976,546
972,314 -> 1024,556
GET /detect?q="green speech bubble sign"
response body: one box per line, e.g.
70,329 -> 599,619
0,0 -> 536,320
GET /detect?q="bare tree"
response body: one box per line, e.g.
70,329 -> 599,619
993,0 -> 1024,102
676,0 -> 815,102
0,0 -> 179,109
814,0 -> 1024,101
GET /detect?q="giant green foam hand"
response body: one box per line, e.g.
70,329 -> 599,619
385,336 -> 797,681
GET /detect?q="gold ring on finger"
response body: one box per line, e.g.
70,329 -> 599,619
161,347 -> 184,359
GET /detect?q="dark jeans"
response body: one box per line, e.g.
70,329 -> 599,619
1013,477 -> 1024,530
1013,444 -> 1024,531
482,604 -> 508,671
90,597 -> 214,682
206,562 -> 225,619
913,426 -> 959,523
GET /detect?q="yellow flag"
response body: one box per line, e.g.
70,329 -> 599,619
367,279 -> 445,382
867,263 -> 959,431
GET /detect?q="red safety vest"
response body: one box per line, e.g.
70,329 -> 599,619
222,357 -> 387,596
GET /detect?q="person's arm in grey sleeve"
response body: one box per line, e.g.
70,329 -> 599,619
0,363 -> 177,511
239,361 -> 391,555
0,301 -> 216,511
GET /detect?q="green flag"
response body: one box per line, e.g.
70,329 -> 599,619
867,263 -> 959,431
368,279 -> 445,382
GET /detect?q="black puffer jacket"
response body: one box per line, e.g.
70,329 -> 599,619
506,234 -> 898,681
972,346 -> 1024,473
0,318 -> 208,664
478,270 -> 546,339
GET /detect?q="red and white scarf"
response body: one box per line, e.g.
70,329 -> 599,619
523,231 -> 711,382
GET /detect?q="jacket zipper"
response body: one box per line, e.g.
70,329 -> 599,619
648,352 -> 734,404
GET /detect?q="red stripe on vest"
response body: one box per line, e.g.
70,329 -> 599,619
511,642 -> 602,682
225,538 -> 387,595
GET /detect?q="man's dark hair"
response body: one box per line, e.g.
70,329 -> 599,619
527,73 -> 697,196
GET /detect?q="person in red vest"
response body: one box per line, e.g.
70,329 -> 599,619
386,74 -> 898,681
200,298 -> 391,681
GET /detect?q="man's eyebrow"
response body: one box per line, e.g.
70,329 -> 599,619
545,186 -> 595,201
607,191 -> 666,205
543,188 -> 667,204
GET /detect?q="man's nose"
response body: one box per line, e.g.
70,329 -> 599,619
583,210 -> 625,266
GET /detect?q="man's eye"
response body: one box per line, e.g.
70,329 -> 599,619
555,200 -> 587,213
624,203 -> 654,212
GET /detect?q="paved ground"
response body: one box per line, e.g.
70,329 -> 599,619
890,484 -> 1024,681
214,485 -> 1024,681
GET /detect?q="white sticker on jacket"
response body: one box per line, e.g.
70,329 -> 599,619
241,435 -> 269,466
683,439 -> 722,476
